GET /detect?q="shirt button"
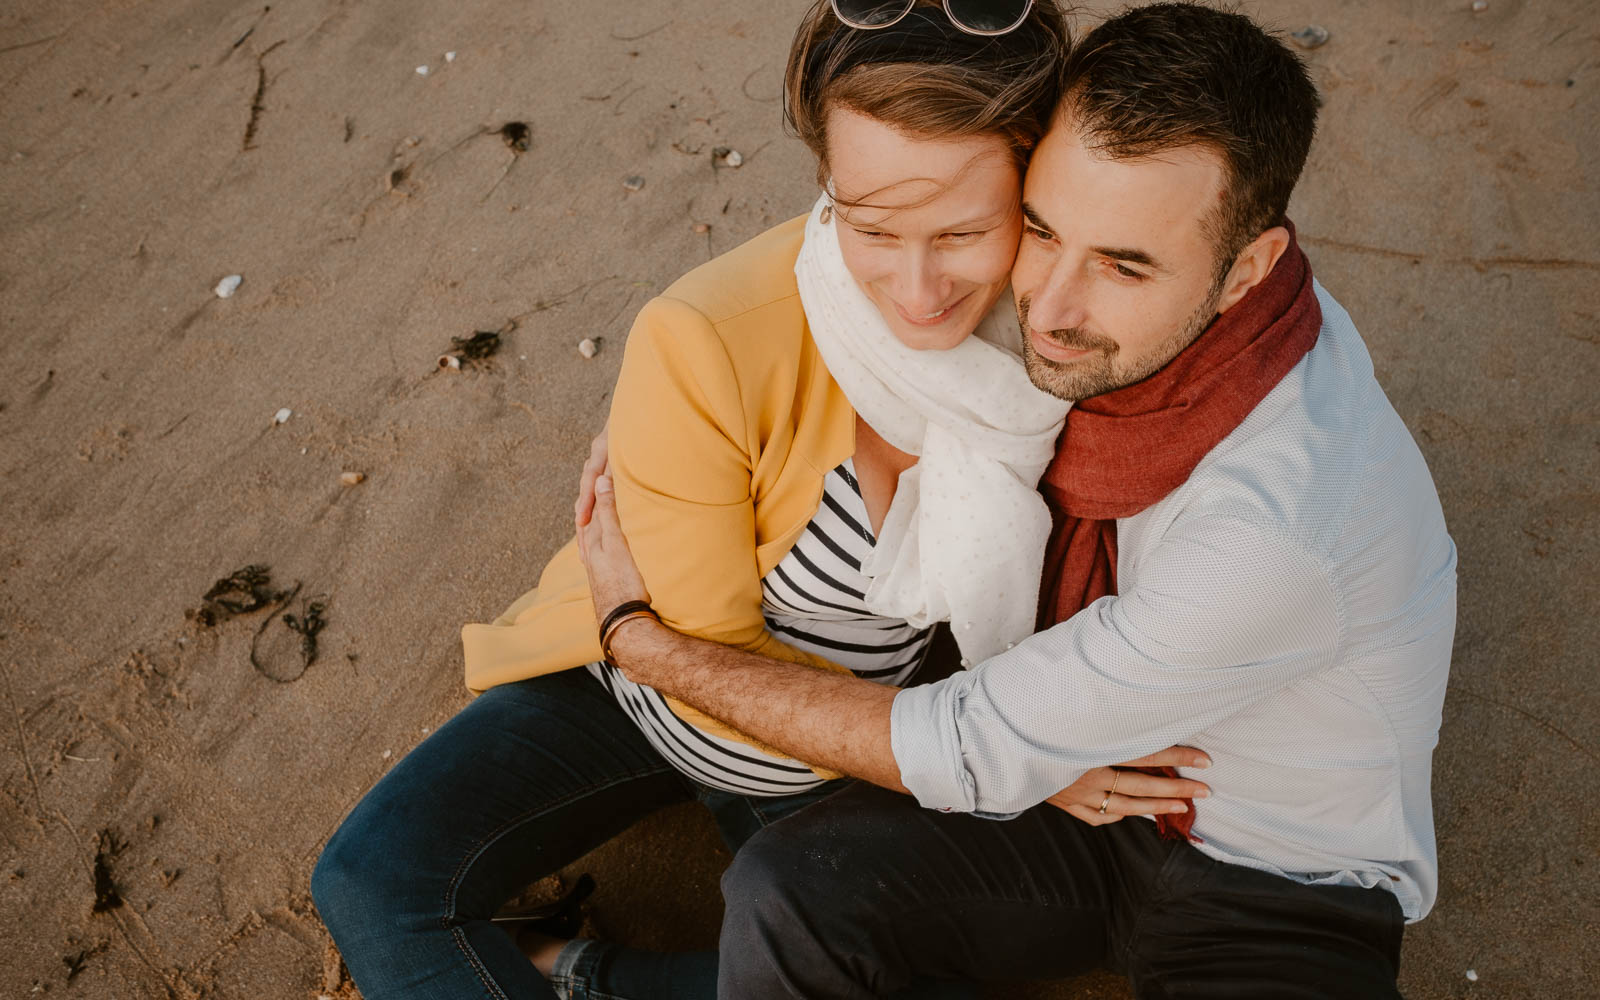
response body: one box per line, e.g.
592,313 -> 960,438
959,658 -> 971,667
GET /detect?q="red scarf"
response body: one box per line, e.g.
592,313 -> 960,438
1037,225 -> 1322,841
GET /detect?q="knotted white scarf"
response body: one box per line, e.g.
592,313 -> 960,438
795,195 -> 1070,664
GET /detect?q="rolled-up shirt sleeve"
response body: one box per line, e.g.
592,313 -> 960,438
892,513 -> 1344,815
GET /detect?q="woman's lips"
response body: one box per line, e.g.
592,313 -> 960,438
1029,325 -> 1095,363
894,293 -> 969,327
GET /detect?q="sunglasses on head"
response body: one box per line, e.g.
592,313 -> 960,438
831,0 -> 1034,36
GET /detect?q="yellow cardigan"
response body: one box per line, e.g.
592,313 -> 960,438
461,215 -> 859,767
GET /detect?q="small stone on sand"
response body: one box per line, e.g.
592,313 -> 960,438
415,65 -> 430,76
1465,970 -> 1479,982
1290,25 -> 1329,49
723,149 -> 743,167
692,222 -> 710,234
578,338 -> 598,359
1470,0 -> 1487,9
438,354 -> 462,370
445,51 -> 457,62
623,175 -> 645,192
273,407 -> 292,425
339,471 -> 365,487
215,274 -> 242,298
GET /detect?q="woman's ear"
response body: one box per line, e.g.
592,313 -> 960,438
1215,225 -> 1290,315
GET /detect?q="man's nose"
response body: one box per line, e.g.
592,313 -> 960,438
1025,260 -> 1088,332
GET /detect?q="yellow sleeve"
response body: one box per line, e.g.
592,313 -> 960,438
609,295 -> 851,678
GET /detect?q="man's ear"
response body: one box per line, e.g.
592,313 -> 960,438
1215,225 -> 1290,314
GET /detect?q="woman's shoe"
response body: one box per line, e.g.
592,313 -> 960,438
490,873 -> 596,938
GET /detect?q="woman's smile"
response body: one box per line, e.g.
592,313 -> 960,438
893,292 -> 970,327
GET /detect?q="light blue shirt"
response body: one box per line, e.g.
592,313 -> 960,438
891,283 -> 1456,922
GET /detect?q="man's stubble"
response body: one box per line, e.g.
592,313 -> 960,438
1017,290 -> 1222,403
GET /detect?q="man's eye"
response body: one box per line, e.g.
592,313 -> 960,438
1112,263 -> 1146,280
1024,225 -> 1054,242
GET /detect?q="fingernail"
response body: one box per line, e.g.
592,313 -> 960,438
1193,756 -> 1212,768
1194,787 -> 1210,799
1170,803 -> 1188,813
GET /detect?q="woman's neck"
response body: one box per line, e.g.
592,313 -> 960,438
851,415 -> 918,538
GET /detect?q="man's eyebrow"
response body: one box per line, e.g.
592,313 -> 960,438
1091,246 -> 1162,270
1021,202 -> 1053,232
1023,200 -> 1167,272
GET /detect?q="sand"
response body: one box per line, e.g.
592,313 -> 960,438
0,0 -> 1595,997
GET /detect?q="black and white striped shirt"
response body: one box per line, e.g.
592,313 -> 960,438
591,459 -> 932,796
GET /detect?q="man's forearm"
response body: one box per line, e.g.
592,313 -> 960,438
608,619 -> 909,793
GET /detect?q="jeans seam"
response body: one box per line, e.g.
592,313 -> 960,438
449,924 -> 512,1000
439,761 -> 675,995
440,760 -> 674,920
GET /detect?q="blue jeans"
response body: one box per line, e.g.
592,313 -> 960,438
311,668 -> 889,999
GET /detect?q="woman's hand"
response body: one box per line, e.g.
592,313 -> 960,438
573,427 -> 610,528
577,473 -> 652,632
1045,746 -> 1212,826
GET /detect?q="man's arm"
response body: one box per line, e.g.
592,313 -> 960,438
891,512 -> 1342,815
584,471 -> 1211,820
608,617 -> 909,793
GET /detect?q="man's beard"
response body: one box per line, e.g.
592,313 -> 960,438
1017,291 -> 1223,402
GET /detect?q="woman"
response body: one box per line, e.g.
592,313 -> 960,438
312,4 -> 1209,999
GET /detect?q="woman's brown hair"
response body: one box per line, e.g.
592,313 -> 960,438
784,0 -> 1072,201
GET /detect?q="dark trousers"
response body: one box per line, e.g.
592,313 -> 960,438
311,669 -> 843,1000
719,782 -> 1405,1000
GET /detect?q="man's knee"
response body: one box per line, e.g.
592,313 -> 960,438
718,816 -> 887,998
722,817 -> 861,923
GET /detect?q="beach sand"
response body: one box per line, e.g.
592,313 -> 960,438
0,0 -> 1595,996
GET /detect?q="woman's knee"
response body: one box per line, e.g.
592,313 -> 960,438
311,805 -> 395,933
312,773 -> 453,933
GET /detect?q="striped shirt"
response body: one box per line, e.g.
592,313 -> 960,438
592,459 -> 932,796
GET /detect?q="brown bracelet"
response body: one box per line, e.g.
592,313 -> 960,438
599,600 -> 658,662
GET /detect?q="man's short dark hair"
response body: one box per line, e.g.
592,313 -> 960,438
1060,3 -> 1322,278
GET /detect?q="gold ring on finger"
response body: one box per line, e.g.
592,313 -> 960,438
1098,792 -> 1112,815
1109,770 -> 1122,796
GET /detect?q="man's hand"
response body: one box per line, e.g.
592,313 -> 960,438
1046,746 -> 1211,826
573,427 -> 610,528
577,473 -> 653,659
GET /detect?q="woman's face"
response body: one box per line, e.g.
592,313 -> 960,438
826,108 -> 1023,351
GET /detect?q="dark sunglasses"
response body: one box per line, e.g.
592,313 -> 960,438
831,0 -> 1034,36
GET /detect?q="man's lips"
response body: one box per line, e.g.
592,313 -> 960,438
894,293 -> 970,327
1028,325 -> 1095,363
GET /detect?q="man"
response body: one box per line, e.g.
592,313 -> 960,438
580,4 -> 1456,997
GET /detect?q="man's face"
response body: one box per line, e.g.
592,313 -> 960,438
1011,114 -> 1229,401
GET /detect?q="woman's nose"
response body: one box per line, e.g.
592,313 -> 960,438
895,252 -> 951,316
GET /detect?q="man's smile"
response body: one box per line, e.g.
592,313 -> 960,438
1028,325 -> 1096,363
